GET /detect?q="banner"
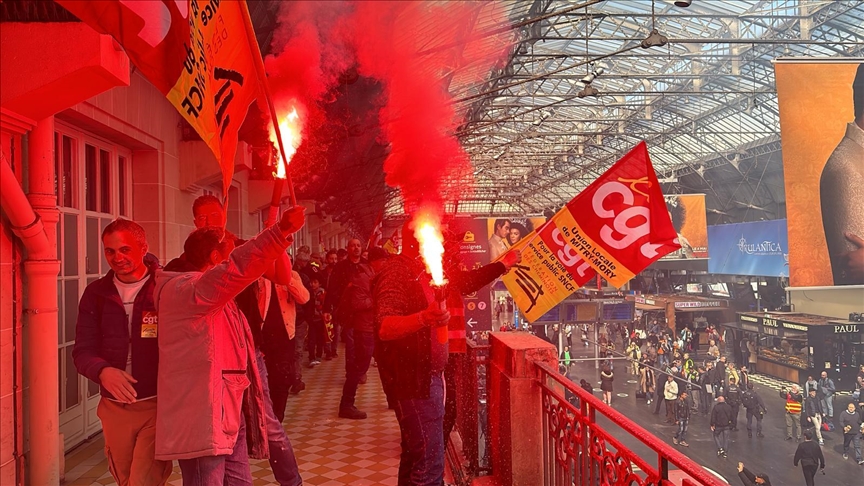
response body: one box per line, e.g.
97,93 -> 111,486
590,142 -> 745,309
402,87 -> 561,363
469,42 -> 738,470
57,0 -> 263,194
708,220 -> 788,277
660,194 -> 708,260
776,61 -> 863,286
501,141 -> 680,322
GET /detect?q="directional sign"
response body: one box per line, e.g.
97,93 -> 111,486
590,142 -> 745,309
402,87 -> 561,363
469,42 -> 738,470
467,318 -> 479,329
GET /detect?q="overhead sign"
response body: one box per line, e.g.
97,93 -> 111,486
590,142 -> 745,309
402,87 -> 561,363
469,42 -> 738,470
454,218 -> 494,332
708,219 -> 789,277
674,301 -> 723,309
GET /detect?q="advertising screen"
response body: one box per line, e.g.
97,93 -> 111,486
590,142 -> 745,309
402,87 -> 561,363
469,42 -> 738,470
707,219 -> 789,277
776,61 -> 863,286
661,194 -> 708,260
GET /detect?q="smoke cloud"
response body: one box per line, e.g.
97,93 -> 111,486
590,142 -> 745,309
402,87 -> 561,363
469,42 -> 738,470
265,1 -> 513,222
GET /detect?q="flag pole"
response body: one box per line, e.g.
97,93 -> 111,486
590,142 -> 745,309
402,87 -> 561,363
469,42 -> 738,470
239,1 -> 297,224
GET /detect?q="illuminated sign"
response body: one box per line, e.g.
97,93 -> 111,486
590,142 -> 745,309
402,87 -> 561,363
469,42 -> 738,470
674,301 -> 722,309
834,324 -> 860,333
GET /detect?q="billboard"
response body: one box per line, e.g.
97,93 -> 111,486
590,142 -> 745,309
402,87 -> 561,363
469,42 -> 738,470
661,194 -> 708,260
485,217 -> 547,262
708,219 -> 789,277
451,218 -> 494,332
776,61 -> 863,286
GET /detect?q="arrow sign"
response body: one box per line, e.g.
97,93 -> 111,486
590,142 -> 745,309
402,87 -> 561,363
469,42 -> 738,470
467,318 -> 478,329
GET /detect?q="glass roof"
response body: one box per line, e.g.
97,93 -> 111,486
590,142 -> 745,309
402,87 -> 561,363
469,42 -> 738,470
428,0 -> 864,216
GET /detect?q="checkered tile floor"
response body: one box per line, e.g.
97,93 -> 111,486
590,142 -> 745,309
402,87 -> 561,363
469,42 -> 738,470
748,371 -> 852,396
63,347 -> 403,485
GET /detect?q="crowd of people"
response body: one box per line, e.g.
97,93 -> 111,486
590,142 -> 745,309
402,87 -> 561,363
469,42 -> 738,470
72,196 -> 526,486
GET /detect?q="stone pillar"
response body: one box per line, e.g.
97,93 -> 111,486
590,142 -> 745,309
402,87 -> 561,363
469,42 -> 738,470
487,332 -> 557,486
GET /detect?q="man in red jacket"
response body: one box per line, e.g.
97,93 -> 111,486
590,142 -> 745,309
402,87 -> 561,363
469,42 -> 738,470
73,219 -> 172,486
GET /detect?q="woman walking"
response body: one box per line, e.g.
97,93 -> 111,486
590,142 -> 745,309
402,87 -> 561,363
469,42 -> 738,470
600,365 -> 615,406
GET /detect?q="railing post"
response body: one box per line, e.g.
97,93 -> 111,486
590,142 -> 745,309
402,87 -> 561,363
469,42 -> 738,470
488,333 -> 557,486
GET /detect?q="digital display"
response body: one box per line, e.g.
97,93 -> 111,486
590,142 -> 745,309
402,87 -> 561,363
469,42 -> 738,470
686,283 -> 703,293
565,302 -> 599,323
602,302 -> 635,321
709,283 -> 730,297
534,305 -> 561,322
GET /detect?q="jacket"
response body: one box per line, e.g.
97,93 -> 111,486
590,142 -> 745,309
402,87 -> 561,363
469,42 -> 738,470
664,380 -> 679,401
324,259 -> 376,332
73,258 -> 160,400
675,399 -> 691,421
272,271 -> 311,339
818,377 -> 836,397
781,390 -> 804,414
373,254 -> 442,401
804,395 -> 824,418
153,226 -> 290,461
726,384 -> 742,406
710,401 -> 734,429
738,467 -> 771,486
794,441 -> 825,469
840,409 -> 863,435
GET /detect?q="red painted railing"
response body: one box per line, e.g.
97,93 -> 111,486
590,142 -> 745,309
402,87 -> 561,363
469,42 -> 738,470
452,339 -> 491,475
536,361 -> 727,486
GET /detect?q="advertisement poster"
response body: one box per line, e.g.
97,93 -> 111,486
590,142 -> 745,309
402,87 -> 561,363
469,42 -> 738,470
451,218 -> 494,332
661,194 -> 708,260
776,61 -> 863,286
708,219 -> 789,277
499,142 -> 680,322
485,217 -> 546,262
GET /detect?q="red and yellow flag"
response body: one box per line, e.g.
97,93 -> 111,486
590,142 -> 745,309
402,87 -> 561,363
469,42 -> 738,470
56,0 -> 262,194
502,141 -> 680,322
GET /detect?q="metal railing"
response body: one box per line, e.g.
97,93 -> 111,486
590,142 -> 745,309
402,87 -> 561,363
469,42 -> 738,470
536,361 -> 727,486
452,339 -> 491,476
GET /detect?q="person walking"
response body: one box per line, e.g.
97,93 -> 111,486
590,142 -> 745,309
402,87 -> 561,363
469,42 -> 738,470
840,402 -> 864,463
726,376 -> 743,431
600,366 -> 614,406
711,396 -> 734,457
803,388 -> 826,445
794,430 -> 825,486
664,374 -> 679,424
818,371 -> 836,419
673,391 -> 691,447
781,384 -> 804,441
741,383 -> 767,439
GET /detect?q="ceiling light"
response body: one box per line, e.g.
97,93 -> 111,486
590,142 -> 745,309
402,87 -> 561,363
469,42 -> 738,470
578,85 -> 599,98
674,0 -> 692,7
640,29 -> 668,49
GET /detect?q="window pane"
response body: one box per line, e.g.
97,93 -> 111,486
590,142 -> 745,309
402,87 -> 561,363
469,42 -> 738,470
65,346 -> 79,408
63,214 -> 78,276
100,149 -> 111,213
57,281 -> 63,345
64,280 -> 79,343
62,136 -> 75,208
58,349 -> 63,412
86,217 -> 99,275
54,133 -> 59,202
100,218 -> 111,272
118,156 -> 127,216
85,144 -> 96,211
88,377 -> 100,398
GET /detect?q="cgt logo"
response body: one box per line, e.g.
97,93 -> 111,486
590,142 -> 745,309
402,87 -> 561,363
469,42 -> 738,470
142,312 -> 158,325
592,179 -> 664,259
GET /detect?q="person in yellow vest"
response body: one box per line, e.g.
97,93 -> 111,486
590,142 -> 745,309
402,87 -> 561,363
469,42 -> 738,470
780,384 -> 804,441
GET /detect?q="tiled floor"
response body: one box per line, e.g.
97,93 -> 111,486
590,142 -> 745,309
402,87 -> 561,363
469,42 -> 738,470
63,349 -> 402,485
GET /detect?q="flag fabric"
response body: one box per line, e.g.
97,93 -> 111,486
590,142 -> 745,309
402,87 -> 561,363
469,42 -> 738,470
56,0 -> 262,194
501,141 -> 680,322
382,229 -> 401,254
367,211 -> 384,249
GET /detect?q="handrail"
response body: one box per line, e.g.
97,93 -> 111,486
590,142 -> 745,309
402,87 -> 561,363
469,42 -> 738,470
536,360 -> 727,486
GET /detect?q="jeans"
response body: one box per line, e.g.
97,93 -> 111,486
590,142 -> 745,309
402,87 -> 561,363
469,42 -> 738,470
344,327 -> 356,372
665,399 -> 676,422
263,350 -> 294,424
675,419 -> 688,442
307,319 -> 325,360
179,419 -> 252,486
256,351 -> 302,486
340,330 -> 375,410
294,320 -> 308,382
712,427 -> 729,451
843,433 -> 862,461
699,388 -> 712,414
822,395 -> 834,417
730,404 -> 739,429
394,374 -> 445,486
802,465 -> 818,486
746,409 -> 764,435
785,412 -> 802,439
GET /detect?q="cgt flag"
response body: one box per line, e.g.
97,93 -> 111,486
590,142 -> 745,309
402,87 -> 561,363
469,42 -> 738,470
57,0 -> 262,194
502,141 -> 679,322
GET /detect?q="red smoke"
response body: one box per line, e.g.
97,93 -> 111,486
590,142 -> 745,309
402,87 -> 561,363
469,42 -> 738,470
265,1 -> 512,219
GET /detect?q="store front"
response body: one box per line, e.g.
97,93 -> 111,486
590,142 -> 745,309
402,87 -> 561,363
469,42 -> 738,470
731,312 -> 863,390
626,294 -> 733,341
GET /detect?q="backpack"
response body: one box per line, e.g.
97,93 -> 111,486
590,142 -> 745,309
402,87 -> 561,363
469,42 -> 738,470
742,390 -> 758,410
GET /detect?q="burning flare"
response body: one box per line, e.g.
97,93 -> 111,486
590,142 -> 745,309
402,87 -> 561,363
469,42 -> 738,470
271,106 -> 301,179
415,217 -> 447,287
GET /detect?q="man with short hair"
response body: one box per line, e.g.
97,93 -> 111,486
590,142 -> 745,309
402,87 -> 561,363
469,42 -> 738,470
794,430 -> 825,486
818,371 -> 836,419
664,374 -> 679,424
156,207 -> 305,485
804,387 -> 826,445
73,219 -> 172,486
711,396 -> 734,458
326,238 -> 377,419
488,218 -> 511,260
781,384 -> 804,441
673,391 -> 691,447
726,376 -> 742,431
742,383 -> 767,439
840,401 -> 864,463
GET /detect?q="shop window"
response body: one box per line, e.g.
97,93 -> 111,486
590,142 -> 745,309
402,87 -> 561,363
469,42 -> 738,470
118,156 -> 128,216
100,149 -> 111,213
85,144 -> 97,211
55,134 -> 77,208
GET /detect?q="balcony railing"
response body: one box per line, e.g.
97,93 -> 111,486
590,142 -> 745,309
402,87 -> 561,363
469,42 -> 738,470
449,332 -> 727,486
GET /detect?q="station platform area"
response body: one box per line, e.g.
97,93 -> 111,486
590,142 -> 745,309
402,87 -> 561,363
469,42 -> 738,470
62,346 -> 415,486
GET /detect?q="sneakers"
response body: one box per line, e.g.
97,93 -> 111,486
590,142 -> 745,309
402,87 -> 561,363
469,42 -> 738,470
289,381 -> 305,395
721,450 -> 728,458
679,441 -> 689,447
339,406 -> 367,420
858,460 -> 864,465
819,440 -> 824,446
785,436 -> 793,441
307,360 -> 320,368
843,453 -> 848,460
673,438 -> 679,445
647,400 -> 652,405
757,432 -> 764,438
748,431 -> 752,438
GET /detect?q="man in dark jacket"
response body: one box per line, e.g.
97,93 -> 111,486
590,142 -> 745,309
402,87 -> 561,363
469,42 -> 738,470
803,388 -> 826,445
673,391 -> 691,447
326,238 -> 377,420
840,401 -> 864,463
710,396 -> 734,457
737,462 -> 771,485
374,238 -> 451,485
72,219 -> 172,486
794,430 -> 825,486
726,376 -> 743,431
742,383 -> 767,438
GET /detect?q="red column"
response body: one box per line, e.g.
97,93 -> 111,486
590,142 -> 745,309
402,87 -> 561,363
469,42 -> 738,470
487,332 -> 557,485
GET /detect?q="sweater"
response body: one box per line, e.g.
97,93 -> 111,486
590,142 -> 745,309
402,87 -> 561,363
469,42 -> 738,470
794,441 -> 825,469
